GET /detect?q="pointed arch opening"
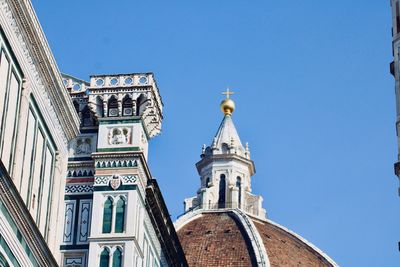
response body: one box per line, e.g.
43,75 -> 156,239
136,94 -> 147,116
95,96 -> 104,117
100,247 -> 110,267
73,100 -> 79,114
108,95 -> 118,117
81,105 -> 94,127
112,247 -> 123,267
115,197 -> 126,233
218,174 -> 226,208
102,197 -> 113,233
122,95 -> 133,116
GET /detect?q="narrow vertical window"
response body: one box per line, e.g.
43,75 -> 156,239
102,197 -> 113,233
0,51 -> 9,132
112,247 -> 123,267
218,174 -> 226,208
95,96 -> 104,117
99,248 -> 110,267
122,95 -> 133,116
108,96 -> 118,117
73,100 -> 79,114
236,177 -> 242,208
115,197 -> 125,233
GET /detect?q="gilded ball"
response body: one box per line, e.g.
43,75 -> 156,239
220,99 -> 235,115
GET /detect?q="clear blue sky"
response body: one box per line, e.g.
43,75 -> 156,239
32,1 -> 398,266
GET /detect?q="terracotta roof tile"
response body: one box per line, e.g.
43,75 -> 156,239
177,213 -> 258,267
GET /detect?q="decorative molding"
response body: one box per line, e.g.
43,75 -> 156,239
0,0 -> 79,148
77,201 -> 92,244
94,175 -> 138,186
63,201 -> 76,244
65,184 -> 93,194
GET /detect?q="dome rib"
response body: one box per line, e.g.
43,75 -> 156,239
176,209 -> 339,267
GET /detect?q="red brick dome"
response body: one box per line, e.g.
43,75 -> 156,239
176,211 -> 337,267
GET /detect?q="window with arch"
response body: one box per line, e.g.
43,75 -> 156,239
99,248 -> 110,267
112,247 -> 123,267
218,174 -> 226,208
136,94 -> 147,116
95,96 -> 104,117
81,106 -> 94,127
102,197 -> 113,233
108,96 -> 118,117
236,177 -> 242,208
115,197 -> 126,233
122,95 -> 133,116
73,100 -> 79,114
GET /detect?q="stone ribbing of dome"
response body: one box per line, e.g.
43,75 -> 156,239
175,210 -> 338,267
252,218 -> 336,267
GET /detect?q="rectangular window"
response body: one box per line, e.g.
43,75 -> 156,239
0,50 -> 9,131
37,146 -> 54,233
28,129 -> 44,219
1,70 -> 21,171
20,110 -> 36,201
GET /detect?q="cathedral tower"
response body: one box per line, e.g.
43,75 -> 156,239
62,74 -> 186,267
184,90 -> 266,218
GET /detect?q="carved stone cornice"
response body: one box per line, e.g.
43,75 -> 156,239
1,0 -> 80,146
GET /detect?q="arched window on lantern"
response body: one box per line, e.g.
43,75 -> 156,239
218,174 -> 226,208
115,197 -> 126,233
236,176 -> 242,208
108,95 -> 118,117
112,247 -> 123,267
102,197 -> 113,233
122,95 -> 133,116
99,247 -> 110,267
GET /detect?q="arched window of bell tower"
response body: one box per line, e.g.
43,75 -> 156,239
108,95 -> 118,117
136,94 -> 147,116
99,247 -> 110,267
205,177 -> 210,187
73,100 -> 79,114
122,95 -> 133,116
218,174 -> 226,208
112,247 -> 123,267
115,197 -> 126,233
95,96 -> 104,117
81,106 -> 94,127
102,197 -> 113,233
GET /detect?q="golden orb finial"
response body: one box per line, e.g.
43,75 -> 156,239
221,88 -> 235,115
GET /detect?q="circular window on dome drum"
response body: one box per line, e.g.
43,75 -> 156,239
95,78 -> 104,86
139,76 -> 148,85
73,83 -> 81,91
110,77 -> 119,86
124,77 -> 133,85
